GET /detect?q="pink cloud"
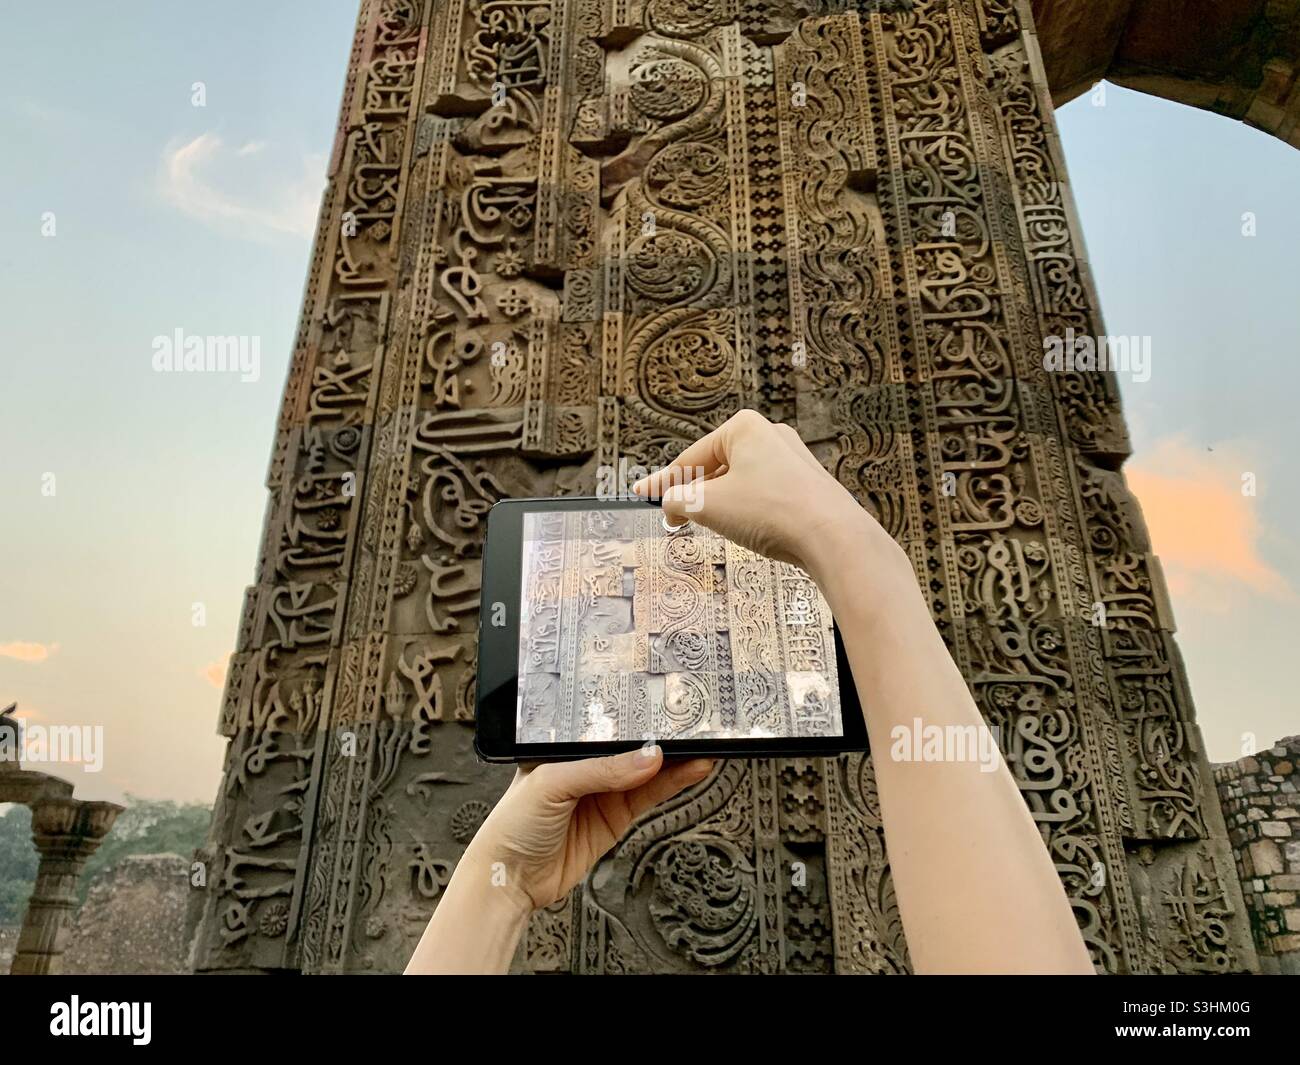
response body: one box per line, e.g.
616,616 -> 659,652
7,703 -> 45,723
1125,436 -> 1292,609
201,659 -> 228,689
0,641 -> 59,663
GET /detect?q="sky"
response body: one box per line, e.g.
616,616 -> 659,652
1,4 -> 1297,805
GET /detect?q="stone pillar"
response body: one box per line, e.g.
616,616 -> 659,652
10,798 -> 121,975
190,0 -> 1259,973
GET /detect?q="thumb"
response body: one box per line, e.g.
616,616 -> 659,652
536,746 -> 664,802
661,476 -> 715,528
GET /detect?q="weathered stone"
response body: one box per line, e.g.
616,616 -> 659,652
188,0 -> 1258,975
0,704 -> 122,974
1257,839 -> 1283,869
1219,737 -> 1300,971
0,925 -> 18,974
62,854 -> 190,975
1032,0 -> 1300,147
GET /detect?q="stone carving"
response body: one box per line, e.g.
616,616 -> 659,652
191,0 -> 1257,973
1,705 -> 122,975
515,508 -> 842,743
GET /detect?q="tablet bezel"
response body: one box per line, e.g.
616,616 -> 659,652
474,496 -> 869,762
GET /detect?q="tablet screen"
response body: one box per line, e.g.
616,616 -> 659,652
515,508 -> 845,744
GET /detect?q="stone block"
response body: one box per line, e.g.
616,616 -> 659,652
1250,840 -> 1284,875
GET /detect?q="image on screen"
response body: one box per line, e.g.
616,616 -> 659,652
515,508 -> 844,744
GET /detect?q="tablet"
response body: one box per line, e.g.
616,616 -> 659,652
475,497 -> 868,761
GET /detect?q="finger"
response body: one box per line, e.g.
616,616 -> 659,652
632,425 -> 728,501
632,409 -> 767,501
661,471 -> 736,528
533,746 -> 664,802
623,758 -> 714,821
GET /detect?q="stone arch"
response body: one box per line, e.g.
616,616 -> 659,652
1033,0 -> 1300,147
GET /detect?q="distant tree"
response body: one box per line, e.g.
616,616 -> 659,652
0,797 -> 211,924
0,804 -> 37,924
81,795 -> 212,891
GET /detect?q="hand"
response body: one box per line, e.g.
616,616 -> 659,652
463,747 -> 714,915
632,409 -> 909,588
627,412 -> 1091,974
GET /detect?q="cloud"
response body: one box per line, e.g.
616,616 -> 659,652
158,133 -> 324,241
0,641 -> 59,663
8,97 -> 79,127
2,700 -> 46,724
1125,436 -> 1292,609
201,659 -> 228,689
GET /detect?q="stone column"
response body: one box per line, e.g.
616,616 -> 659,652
10,797 -> 121,975
190,0 -> 1261,973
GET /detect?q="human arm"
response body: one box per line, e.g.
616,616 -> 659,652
405,748 -> 712,973
636,409 -> 1093,974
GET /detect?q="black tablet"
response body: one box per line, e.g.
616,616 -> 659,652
474,497 -> 868,762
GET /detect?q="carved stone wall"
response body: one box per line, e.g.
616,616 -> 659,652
190,0 -> 1258,974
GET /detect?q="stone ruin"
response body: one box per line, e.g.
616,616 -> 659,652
61,854 -> 191,975
0,704 -> 121,974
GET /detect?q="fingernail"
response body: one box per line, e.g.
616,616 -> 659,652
638,743 -> 661,760
662,513 -> 690,534
631,476 -> 649,495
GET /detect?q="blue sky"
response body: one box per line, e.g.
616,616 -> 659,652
1057,82 -> 1300,768
1,3 -> 1296,802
